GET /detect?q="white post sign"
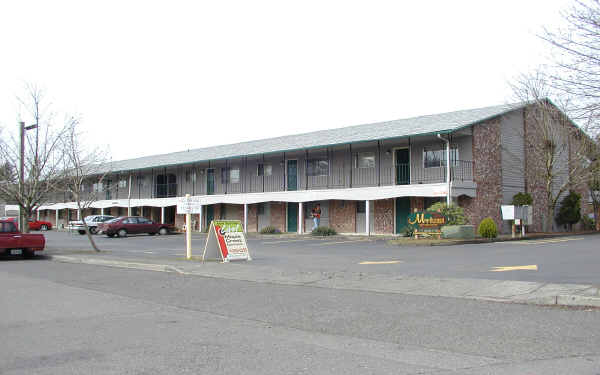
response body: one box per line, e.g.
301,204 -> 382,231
203,220 -> 252,263
177,196 -> 202,214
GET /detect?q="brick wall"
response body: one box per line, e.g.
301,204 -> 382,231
270,202 -> 286,232
247,204 -> 258,232
374,199 -> 394,234
470,118 -> 503,231
175,214 -> 185,230
329,200 -> 356,233
410,197 -> 424,213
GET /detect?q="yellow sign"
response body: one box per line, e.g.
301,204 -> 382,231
490,265 -> 538,272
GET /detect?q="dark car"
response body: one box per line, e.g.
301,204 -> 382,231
97,216 -> 173,238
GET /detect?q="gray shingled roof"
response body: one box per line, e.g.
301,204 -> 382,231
107,101 -> 525,173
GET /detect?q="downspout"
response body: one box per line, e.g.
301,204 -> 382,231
437,133 -> 451,206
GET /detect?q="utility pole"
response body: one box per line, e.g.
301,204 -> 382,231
19,121 -> 38,232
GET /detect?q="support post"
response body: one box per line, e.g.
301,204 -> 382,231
37,210 -> 40,220
298,202 -> 303,234
161,207 -> 165,224
128,174 -> 132,216
243,203 -> 248,233
140,206 -> 144,218
101,207 -> 105,215
55,209 -> 59,228
186,194 -> 192,260
365,200 -> 370,236
77,210 -> 80,220
198,205 -> 203,232
437,133 -> 452,206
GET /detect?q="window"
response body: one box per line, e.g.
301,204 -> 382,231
137,175 -> 146,187
119,179 -> 127,188
105,179 -> 112,200
307,159 -> 329,176
257,164 -> 272,176
356,152 -> 375,168
257,203 -> 265,215
185,170 -> 197,183
93,182 -> 103,192
423,146 -> 458,168
356,201 -> 366,213
230,168 -> 240,183
222,168 -> 240,183
1,222 -> 16,233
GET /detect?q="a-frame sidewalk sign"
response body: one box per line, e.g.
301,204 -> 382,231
202,220 -> 252,262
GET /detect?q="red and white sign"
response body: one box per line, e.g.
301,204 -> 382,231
202,220 -> 251,262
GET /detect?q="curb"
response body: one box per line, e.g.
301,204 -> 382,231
48,255 -> 600,308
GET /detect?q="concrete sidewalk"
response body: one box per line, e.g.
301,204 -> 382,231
48,252 -> 600,308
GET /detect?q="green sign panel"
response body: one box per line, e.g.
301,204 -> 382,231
407,211 -> 447,230
212,220 -> 243,233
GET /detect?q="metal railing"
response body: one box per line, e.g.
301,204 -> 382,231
155,183 -> 177,198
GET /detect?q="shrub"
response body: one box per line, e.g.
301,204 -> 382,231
478,217 -> 498,238
311,226 -> 337,236
581,215 -> 595,231
556,191 -> 581,231
260,225 -> 281,234
401,226 -> 415,237
512,192 -> 533,206
426,202 -> 468,225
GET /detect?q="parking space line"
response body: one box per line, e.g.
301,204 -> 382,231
263,239 -> 318,244
359,260 -> 403,265
502,237 -> 584,245
314,239 -> 372,246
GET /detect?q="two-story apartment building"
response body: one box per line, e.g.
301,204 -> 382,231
37,100 -> 594,234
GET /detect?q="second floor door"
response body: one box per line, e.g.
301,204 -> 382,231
287,160 -> 297,191
206,169 -> 215,195
395,149 -> 410,185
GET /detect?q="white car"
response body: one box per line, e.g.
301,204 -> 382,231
69,215 -> 115,235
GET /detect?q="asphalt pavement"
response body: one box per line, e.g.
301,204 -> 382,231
44,230 -> 600,285
2,260 -> 600,374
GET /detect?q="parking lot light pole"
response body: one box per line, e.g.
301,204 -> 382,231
19,121 -> 38,231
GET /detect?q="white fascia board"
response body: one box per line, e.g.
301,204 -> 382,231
40,183 -> 465,209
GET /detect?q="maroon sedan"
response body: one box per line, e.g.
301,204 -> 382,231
97,216 -> 173,238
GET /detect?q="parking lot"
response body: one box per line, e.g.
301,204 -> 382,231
37,230 -> 600,285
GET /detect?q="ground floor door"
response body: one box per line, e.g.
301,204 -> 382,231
395,197 -> 411,234
165,206 -> 176,224
287,203 -> 297,232
206,205 -> 214,227
257,203 -> 270,231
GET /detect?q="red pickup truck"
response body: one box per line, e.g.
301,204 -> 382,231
0,219 -> 45,258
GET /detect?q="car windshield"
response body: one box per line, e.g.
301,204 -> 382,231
105,218 -> 121,223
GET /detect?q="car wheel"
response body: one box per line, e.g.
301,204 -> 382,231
78,230 -> 86,235
117,229 -> 127,238
90,227 -> 97,235
148,232 -> 156,236
23,250 -> 35,259
40,224 -> 48,231
158,227 -> 168,236
107,233 -> 115,238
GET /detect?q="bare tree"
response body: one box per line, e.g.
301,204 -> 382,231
60,118 -> 111,252
0,85 -> 68,232
510,71 -> 595,232
541,0 -> 600,134
588,138 -> 600,228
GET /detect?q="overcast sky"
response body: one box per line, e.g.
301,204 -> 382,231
1,0 -> 571,162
